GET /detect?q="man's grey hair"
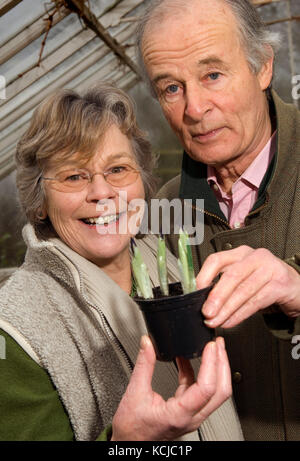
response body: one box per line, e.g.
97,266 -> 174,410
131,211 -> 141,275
136,0 -> 281,96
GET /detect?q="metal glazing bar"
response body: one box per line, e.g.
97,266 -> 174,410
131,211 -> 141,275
65,0 -> 142,79
0,0 -> 22,17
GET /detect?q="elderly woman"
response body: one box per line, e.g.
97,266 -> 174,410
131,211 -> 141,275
0,84 -> 243,441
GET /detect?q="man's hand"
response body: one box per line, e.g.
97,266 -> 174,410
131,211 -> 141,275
197,245 -> 300,329
111,336 -> 231,441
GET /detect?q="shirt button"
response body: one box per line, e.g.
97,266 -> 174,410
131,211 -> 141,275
223,243 -> 233,250
233,371 -> 242,383
234,222 -> 241,229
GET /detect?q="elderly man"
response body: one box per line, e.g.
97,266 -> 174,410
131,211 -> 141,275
136,0 -> 300,440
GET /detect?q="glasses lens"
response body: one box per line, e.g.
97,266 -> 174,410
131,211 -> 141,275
45,166 -> 139,191
55,169 -> 89,191
106,165 -> 139,187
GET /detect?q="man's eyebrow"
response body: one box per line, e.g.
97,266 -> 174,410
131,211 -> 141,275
152,57 -> 228,85
197,56 -> 228,68
152,74 -> 173,85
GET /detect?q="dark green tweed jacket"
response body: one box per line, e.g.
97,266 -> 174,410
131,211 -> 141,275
157,91 -> 300,441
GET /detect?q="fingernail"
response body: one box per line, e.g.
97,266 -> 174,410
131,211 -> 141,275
140,335 -> 151,350
210,341 -> 217,353
204,318 -> 215,328
217,337 -> 225,349
203,302 -> 217,318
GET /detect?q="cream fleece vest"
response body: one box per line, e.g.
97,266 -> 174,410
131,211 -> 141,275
0,224 -> 243,441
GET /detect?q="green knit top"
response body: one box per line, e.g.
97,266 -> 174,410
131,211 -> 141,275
0,328 -> 112,441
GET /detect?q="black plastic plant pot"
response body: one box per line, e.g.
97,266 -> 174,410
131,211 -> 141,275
135,282 -> 215,362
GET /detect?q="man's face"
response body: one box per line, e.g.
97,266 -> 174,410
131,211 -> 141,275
142,0 -> 273,168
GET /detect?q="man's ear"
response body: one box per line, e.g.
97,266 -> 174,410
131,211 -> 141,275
258,46 -> 274,91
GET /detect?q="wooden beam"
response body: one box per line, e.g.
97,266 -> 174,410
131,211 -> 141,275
266,15 -> 300,26
0,6 -> 70,66
0,44 -> 112,131
65,0 -> 142,79
251,0 -> 281,5
0,66 -> 138,179
0,0 -> 22,17
0,21 -> 136,112
0,23 -> 136,130
0,0 -> 143,65
101,0 -> 143,28
0,1 -> 141,107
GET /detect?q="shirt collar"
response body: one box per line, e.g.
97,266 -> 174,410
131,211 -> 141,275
207,130 -> 277,193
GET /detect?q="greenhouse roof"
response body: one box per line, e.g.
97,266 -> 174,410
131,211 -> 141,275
0,0 -> 296,180
0,0 -> 149,179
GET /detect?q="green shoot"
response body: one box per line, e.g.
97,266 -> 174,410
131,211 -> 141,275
131,239 -> 153,299
157,235 -> 169,296
178,229 -> 197,294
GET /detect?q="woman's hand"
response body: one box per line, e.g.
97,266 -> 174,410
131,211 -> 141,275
111,335 -> 231,441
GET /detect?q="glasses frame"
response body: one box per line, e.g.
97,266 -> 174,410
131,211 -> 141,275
41,165 -> 140,192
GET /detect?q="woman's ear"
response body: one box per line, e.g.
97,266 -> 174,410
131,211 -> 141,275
37,204 -> 47,220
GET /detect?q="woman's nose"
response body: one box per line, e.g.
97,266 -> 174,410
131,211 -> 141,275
85,173 -> 117,202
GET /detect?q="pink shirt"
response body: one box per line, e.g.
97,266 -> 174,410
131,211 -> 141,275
207,132 -> 277,229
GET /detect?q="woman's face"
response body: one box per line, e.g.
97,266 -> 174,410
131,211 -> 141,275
43,124 -> 145,268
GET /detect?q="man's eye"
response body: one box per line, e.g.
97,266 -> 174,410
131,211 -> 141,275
166,84 -> 179,94
208,72 -> 220,81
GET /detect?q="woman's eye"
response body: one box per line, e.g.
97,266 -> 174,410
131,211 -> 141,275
65,173 -> 86,182
66,175 -> 82,181
110,166 -> 125,174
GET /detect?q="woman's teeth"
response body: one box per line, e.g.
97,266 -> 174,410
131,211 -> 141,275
82,214 -> 120,225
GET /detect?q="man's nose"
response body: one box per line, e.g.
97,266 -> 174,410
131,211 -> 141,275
184,85 -> 212,121
86,174 -> 117,202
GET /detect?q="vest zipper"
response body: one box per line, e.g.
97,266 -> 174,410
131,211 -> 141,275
76,266 -> 134,374
97,309 -> 134,373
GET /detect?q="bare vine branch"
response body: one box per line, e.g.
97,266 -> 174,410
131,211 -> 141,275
265,15 -> 300,26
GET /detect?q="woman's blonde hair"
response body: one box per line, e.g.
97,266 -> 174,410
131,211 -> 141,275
15,82 -> 157,235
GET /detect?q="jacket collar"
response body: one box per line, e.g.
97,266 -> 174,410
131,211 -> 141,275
178,91 -> 295,220
179,152 -> 228,221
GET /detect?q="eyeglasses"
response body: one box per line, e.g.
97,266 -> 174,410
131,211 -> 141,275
41,165 -> 140,192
